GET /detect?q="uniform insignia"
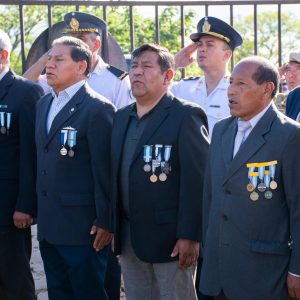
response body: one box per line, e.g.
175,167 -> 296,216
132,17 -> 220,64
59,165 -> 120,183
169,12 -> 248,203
143,144 -> 172,183
60,127 -> 77,158
202,18 -> 211,33
107,65 -> 128,80
70,18 -> 79,31
0,111 -> 11,135
246,161 -> 278,201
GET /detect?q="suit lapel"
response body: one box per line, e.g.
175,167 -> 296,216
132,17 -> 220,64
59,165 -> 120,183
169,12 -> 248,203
44,85 -> 86,147
0,70 -> 14,101
221,117 -> 237,172
131,93 -> 173,164
223,105 -> 277,185
112,106 -> 132,173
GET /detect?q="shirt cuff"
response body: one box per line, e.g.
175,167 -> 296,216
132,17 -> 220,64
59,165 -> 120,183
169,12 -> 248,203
289,272 -> 300,278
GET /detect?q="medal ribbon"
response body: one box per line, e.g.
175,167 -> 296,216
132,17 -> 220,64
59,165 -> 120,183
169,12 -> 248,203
258,165 -> 265,182
249,171 -> 258,188
61,129 -> 68,146
264,170 -> 270,189
155,144 -> 163,161
6,113 -> 11,130
0,112 -> 4,127
68,130 -> 77,148
164,145 -> 172,162
143,145 -> 152,163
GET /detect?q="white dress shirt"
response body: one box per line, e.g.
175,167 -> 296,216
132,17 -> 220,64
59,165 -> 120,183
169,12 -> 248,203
47,80 -> 85,133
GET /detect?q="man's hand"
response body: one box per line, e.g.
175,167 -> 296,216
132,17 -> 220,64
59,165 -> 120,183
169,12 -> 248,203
13,211 -> 33,229
287,273 -> 300,299
174,43 -> 198,70
90,226 -> 112,252
170,239 -> 199,269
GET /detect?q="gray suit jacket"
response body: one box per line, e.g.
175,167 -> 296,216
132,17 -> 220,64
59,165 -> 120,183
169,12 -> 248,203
200,103 -> 300,300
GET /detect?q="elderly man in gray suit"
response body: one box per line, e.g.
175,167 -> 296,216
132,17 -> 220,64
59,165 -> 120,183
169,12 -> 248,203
200,56 -> 300,300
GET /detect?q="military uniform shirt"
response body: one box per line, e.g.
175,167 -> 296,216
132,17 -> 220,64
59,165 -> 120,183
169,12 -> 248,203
171,74 -> 230,137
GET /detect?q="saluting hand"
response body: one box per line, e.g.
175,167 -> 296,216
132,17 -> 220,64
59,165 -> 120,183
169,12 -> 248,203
174,43 -> 198,70
171,239 -> 200,269
90,225 -> 112,252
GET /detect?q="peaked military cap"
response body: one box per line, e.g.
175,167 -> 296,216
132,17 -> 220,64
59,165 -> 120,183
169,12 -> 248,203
64,11 -> 106,36
190,16 -> 243,50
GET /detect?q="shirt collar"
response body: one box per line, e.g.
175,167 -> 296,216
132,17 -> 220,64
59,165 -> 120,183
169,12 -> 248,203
197,73 -> 229,90
0,66 -> 9,81
243,101 -> 273,129
92,55 -> 106,77
52,80 -> 85,99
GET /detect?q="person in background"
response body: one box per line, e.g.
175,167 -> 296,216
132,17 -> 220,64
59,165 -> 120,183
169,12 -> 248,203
0,29 -> 43,300
171,16 -> 243,138
24,11 -> 132,110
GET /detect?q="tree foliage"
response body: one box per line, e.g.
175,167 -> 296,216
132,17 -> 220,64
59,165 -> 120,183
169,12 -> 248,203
0,4 -> 300,76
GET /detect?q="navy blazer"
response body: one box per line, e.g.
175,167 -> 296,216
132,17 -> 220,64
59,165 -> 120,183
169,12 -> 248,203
111,92 -> 209,263
286,86 -> 300,120
35,84 -> 115,245
200,104 -> 300,299
0,70 -> 43,226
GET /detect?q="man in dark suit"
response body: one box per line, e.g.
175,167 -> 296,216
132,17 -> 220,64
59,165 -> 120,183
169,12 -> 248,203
111,43 -> 209,299
35,36 -> 115,300
200,56 -> 300,300
0,29 -> 43,300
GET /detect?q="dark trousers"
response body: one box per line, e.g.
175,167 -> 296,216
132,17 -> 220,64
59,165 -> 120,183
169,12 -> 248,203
0,226 -> 35,300
104,247 -> 121,300
40,240 -> 109,300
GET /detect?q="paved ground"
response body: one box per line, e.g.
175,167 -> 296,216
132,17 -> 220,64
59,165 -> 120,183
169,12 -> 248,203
30,225 -> 126,300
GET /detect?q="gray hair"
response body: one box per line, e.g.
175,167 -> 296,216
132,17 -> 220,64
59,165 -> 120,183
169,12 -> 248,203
0,29 -> 12,54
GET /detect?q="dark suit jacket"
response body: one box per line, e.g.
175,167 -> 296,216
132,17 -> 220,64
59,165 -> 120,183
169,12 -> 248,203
200,103 -> 300,300
0,70 -> 43,226
111,92 -> 209,263
35,84 -> 115,245
286,86 -> 300,120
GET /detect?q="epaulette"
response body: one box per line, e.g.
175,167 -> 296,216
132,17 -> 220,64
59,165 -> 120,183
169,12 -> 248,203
183,76 -> 200,81
107,65 -> 128,80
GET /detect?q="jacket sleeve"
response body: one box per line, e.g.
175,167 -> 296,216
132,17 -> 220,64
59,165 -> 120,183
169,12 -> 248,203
176,106 -> 210,242
15,83 -> 44,215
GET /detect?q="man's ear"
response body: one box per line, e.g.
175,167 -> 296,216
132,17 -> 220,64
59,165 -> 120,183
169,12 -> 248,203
95,38 -> 101,51
78,60 -> 88,75
264,81 -> 275,98
163,69 -> 174,85
0,49 -> 9,61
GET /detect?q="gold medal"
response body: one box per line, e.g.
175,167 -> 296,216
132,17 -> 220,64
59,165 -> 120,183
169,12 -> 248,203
246,183 -> 255,192
270,180 -> 277,190
60,147 -> 67,156
68,149 -> 74,157
143,164 -> 151,172
250,191 -> 259,201
150,174 -> 158,183
159,173 -> 167,182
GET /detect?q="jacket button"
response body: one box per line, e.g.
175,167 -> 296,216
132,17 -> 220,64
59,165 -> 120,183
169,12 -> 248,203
41,170 -> 47,175
222,213 -> 228,221
44,148 -> 48,153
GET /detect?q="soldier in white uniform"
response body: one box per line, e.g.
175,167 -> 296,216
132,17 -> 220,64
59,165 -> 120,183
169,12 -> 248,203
24,11 -> 132,110
171,16 -> 243,137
